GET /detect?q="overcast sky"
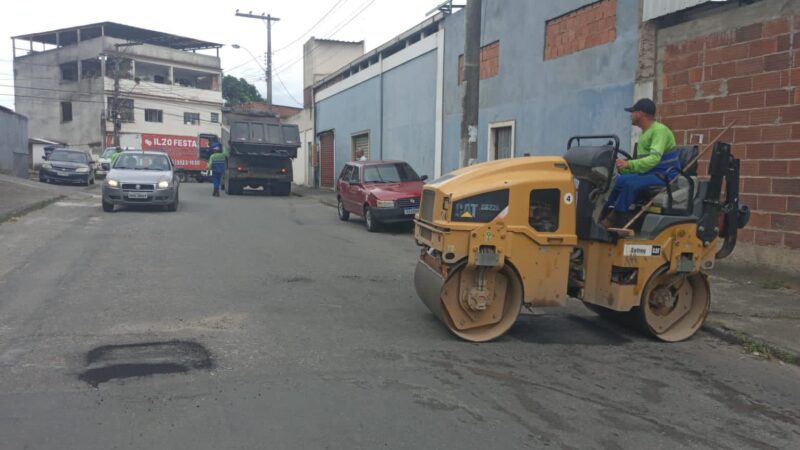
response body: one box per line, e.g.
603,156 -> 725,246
0,0 -> 443,110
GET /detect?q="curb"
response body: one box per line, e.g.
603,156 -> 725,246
702,320 -> 799,366
0,195 -> 65,225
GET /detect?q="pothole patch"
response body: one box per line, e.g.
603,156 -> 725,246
78,340 -> 213,388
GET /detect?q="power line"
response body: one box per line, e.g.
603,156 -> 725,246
272,0 -> 378,77
273,0 -> 349,54
274,72 -> 303,107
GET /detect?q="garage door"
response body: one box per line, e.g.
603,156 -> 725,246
319,131 -> 335,189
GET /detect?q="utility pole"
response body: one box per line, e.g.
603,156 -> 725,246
236,10 -> 280,109
107,42 -> 141,147
112,58 -> 121,147
459,0 -> 481,168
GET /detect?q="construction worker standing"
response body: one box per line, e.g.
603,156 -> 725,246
602,98 -> 677,228
208,142 -> 227,197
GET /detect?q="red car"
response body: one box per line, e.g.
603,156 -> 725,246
336,160 -> 428,232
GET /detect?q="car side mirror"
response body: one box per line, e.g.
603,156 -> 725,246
41,155 -> 47,160
421,175 -> 429,181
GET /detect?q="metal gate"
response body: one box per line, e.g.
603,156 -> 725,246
319,131 -> 335,188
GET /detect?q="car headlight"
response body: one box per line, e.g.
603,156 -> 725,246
107,179 -> 120,187
76,167 -> 90,173
376,200 -> 395,208
42,163 -> 52,170
158,180 -> 170,189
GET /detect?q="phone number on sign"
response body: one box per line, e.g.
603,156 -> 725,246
173,160 -> 203,166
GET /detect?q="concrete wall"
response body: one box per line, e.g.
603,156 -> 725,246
0,109 -> 29,178
286,108 -> 313,186
316,76 -> 382,178
440,0 -> 641,173
303,39 -> 365,88
14,37 -> 107,151
381,50 -> 437,178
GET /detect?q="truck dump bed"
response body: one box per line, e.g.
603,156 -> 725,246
226,114 -> 301,158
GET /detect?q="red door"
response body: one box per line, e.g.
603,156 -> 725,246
319,132 -> 335,189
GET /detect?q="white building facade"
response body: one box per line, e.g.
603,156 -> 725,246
12,22 -> 223,169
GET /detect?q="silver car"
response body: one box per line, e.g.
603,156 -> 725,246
102,151 -> 180,212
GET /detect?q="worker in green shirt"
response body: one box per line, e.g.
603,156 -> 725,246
208,142 -> 228,196
602,98 -> 678,228
110,147 -> 123,167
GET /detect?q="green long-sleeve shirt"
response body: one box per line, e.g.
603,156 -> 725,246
208,149 -> 229,168
110,151 -> 122,166
622,121 -> 676,174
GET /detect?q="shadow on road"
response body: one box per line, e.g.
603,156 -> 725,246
508,313 -> 634,346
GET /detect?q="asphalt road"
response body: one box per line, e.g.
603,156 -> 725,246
0,183 -> 798,449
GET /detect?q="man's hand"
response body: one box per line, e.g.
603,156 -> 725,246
615,159 -> 630,170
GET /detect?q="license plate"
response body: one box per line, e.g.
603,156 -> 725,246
57,171 -> 69,177
127,192 -> 148,199
404,208 -> 419,215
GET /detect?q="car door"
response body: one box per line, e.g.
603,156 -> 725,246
338,165 -> 353,207
347,166 -> 364,214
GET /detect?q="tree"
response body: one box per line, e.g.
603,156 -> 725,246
222,75 -> 264,105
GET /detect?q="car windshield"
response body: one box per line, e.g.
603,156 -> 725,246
363,163 -> 420,183
49,151 -> 87,163
114,154 -> 171,171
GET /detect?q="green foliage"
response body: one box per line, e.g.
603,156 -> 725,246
222,75 -> 264,106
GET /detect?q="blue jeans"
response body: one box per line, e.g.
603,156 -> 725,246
211,161 -> 225,192
606,173 -> 665,212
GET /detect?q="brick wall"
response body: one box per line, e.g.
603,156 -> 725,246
544,0 -> 617,61
458,41 -> 500,85
659,16 -> 800,250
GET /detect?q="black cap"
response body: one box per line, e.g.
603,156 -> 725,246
625,98 -> 656,116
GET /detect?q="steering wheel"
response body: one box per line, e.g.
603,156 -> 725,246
616,149 -> 633,160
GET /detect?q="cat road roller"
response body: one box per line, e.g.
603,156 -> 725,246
413,135 -> 749,342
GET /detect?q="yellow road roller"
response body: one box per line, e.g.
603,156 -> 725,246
413,135 -> 749,342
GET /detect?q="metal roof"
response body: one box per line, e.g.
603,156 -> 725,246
13,22 -> 222,51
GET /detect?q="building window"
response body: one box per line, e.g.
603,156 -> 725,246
488,121 -> 515,160
61,102 -> 73,122
544,0 -> 617,60
145,109 -> 163,123
184,112 -> 201,125
210,112 -> 219,123
351,131 -> 370,160
529,189 -> 560,233
458,41 -> 500,85
60,62 -> 78,82
107,98 -> 134,123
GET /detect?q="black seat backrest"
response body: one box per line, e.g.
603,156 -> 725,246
673,145 -> 699,176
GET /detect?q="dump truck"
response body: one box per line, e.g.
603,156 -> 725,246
413,135 -> 749,342
208,110 -> 300,196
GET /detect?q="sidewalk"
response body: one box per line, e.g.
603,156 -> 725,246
705,263 -> 799,364
0,174 -> 66,224
291,184 -> 337,208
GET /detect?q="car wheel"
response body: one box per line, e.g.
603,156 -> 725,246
337,197 -> 350,221
102,200 -> 114,212
89,176 -> 95,185
364,206 -> 379,232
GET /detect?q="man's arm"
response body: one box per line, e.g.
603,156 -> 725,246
624,130 -> 671,173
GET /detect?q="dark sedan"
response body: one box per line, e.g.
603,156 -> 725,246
39,149 -> 96,186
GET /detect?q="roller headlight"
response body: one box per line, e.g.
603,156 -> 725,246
107,179 -> 120,187
158,180 -> 170,189
376,200 -> 395,208
42,163 -> 52,170
75,167 -> 90,173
